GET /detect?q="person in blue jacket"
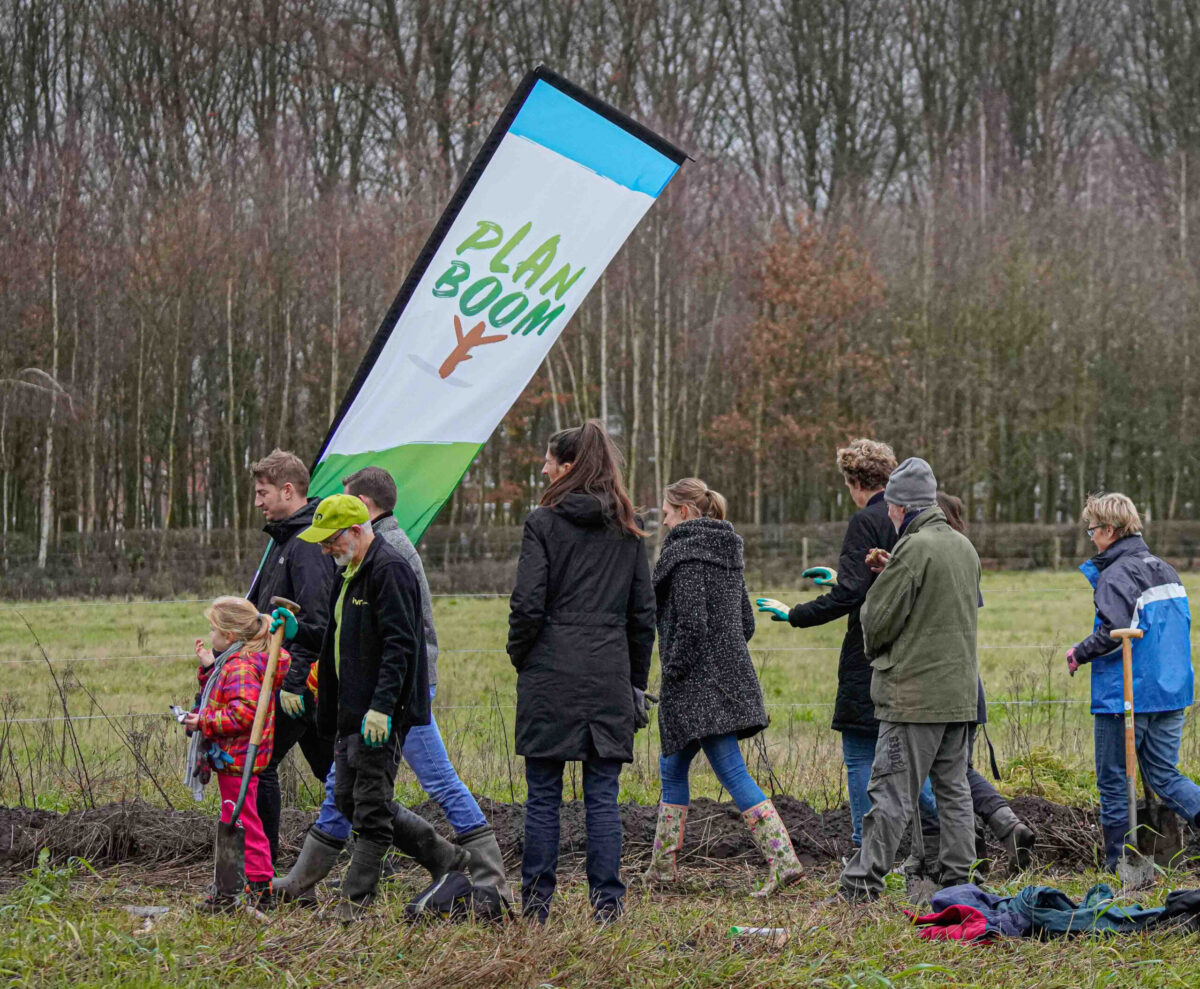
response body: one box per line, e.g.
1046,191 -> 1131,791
1066,492 -> 1200,870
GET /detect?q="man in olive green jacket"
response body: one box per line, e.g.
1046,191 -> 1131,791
838,457 -> 981,903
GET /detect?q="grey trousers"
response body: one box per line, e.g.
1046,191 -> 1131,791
840,720 -> 975,899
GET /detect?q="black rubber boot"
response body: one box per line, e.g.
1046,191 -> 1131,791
334,836 -> 389,923
1103,823 -> 1127,872
383,804 -> 469,882
457,823 -> 513,905
986,805 -> 1036,872
274,827 -> 344,906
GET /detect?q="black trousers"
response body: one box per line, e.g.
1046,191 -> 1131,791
334,729 -> 409,846
256,689 -> 334,862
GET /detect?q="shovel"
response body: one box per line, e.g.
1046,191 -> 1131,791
212,595 -> 301,901
1137,777 -> 1185,867
1111,627 -> 1156,892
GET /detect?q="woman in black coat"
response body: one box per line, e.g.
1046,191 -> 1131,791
508,420 -> 655,924
645,478 -> 804,897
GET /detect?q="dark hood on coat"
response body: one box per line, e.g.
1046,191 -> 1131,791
263,497 -> 320,542
550,492 -> 608,527
653,518 -> 745,586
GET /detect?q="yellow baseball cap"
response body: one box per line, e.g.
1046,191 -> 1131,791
298,493 -> 369,543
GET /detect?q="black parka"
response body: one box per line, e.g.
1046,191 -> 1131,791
247,498 -> 337,695
786,491 -> 896,734
310,536 -> 430,740
508,493 -> 656,763
653,518 -> 768,757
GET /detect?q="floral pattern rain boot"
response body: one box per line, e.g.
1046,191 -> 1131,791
643,803 -> 689,883
743,799 -> 805,897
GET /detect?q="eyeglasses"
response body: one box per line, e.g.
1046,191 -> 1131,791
320,529 -> 346,547
1085,525 -> 1108,538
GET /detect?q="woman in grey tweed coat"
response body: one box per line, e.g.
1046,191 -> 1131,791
645,478 -> 804,896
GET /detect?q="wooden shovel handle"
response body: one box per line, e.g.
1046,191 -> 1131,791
248,597 -> 301,748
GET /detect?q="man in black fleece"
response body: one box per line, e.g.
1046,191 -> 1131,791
244,449 -> 337,864
295,493 -> 429,922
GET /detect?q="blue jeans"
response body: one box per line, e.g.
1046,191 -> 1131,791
1094,710 -> 1200,829
659,734 -> 766,812
842,728 -> 938,847
522,757 -> 624,922
310,685 -> 487,842
402,688 -> 487,835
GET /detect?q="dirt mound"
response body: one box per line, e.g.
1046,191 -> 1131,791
4,794 -> 1187,874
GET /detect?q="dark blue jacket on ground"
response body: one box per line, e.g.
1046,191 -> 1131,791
1073,535 -> 1192,715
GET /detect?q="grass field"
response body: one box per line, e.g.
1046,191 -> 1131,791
4,572 -> 1200,987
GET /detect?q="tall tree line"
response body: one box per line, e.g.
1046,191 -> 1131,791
2,0 -> 1200,569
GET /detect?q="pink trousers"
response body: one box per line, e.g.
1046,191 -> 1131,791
217,773 -> 273,882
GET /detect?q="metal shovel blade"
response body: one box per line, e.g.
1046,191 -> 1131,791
1118,843 -> 1156,893
214,820 -> 246,899
1138,794 -> 1185,867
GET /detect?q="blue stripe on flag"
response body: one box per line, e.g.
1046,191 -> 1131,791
510,80 -> 679,197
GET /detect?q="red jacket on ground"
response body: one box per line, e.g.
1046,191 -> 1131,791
195,647 -> 290,774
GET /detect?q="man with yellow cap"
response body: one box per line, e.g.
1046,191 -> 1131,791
289,493 -> 431,921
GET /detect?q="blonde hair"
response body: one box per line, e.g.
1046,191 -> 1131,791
837,438 -> 896,491
664,477 -> 727,521
1082,493 -> 1142,539
205,596 -> 271,653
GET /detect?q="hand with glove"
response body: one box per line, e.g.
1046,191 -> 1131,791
801,566 -> 838,586
362,709 -> 392,747
278,689 -> 305,718
755,598 -> 791,622
269,607 -> 298,640
632,687 -> 658,731
1066,646 -> 1080,677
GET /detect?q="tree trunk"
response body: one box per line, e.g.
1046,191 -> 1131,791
164,299 -> 182,529
37,228 -> 61,569
226,278 -> 241,565
599,275 -> 608,426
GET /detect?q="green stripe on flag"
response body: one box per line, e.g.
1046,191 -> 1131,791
309,442 -> 483,544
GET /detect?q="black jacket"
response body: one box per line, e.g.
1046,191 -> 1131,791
787,491 -> 896,733
507,493 -> 656,762
311,536 -> 430,740
247,498 -> 337,695
653,518 -> 768,756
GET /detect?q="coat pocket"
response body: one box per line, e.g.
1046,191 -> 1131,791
870,649 -> 897,672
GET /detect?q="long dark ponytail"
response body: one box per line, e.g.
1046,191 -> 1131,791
540,420 -> 644,538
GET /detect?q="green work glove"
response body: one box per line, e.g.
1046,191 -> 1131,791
802,566 -> 838,586
362,709 -> 392,747
755,598 -> 791,622
278,689 -> 305,718
269,607 -> 298,640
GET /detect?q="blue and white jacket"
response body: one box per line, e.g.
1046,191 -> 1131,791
1074,535 -> 1192,716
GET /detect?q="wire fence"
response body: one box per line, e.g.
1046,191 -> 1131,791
4,696 -> 1088,725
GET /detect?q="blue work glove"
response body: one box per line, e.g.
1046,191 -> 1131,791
755,597 -> 791,622
269,607 -> 298,640
208,746 -> 235,770
278,689 -> 305,718
802,566 -> 838,586
362,709 -> 392,747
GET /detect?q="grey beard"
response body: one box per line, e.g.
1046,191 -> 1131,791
333,548 -> 354,567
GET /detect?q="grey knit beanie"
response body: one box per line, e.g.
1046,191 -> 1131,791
884,457 -> 937,509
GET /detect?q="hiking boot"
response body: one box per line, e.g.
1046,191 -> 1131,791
334,837 -> 390,923
986,805 -> 1036,871
643,803 -> 688,884
904,875 -> 939,908
245,879 -> 276,911
457,823 -> 513,905
743,799 -> 805,897
198,884 -> 242,914
274,827 -> 344,906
